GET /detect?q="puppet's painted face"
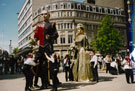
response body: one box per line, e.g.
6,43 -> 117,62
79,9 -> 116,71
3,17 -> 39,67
41,10 -> 50,21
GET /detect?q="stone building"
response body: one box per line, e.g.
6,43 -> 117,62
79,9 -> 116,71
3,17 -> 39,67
32,0 -> 127,57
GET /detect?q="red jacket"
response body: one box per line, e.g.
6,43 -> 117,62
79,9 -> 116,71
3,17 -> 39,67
34,21 -> 59,47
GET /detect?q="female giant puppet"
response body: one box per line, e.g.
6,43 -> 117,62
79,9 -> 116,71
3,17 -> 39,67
72,23 -> 93,81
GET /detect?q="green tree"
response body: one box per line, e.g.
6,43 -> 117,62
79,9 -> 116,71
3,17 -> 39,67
91,15 -> 123,56
13,47 -> 19,55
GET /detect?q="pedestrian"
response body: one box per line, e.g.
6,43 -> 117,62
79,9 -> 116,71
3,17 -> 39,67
22,53 -> 39,91
90,50 -> 99,82
30,9 -> 59,90
115,53 -> 124,74
45,53 -> 61,91
64,55 -> 71,82
122,53 -> 134,84
104,55 -> 112,73
0,59 -> 3,75
109,61 -> 118,75
98,55 -> 103,69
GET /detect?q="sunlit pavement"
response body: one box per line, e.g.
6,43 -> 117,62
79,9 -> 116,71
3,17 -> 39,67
0,70 -> 135,91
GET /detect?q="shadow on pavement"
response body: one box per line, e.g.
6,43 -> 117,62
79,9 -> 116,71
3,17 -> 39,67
0,73 -> 24,80
59,82 -> 96,91
99,76 -> 117,82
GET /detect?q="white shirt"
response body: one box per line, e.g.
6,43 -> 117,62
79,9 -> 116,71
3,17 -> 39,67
122,59 -> 132,69
24,58 -> 36,66
104,57 -> 112,63
64,58 -> 70,67
110,61 -> 118,70
90,55 -> 98,67
98,56 -> 103,62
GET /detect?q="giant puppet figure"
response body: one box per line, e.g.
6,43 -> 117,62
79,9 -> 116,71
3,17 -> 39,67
31,10 -> 59,89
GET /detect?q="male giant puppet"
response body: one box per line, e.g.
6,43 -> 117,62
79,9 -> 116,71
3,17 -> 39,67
32,10 -> 59,89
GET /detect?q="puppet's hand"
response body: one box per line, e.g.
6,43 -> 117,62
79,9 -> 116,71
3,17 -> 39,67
46,34 -> 50,40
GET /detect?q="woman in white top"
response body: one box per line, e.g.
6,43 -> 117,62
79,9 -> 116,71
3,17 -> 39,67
104,55 -> 112,73
122,53 -> 134,84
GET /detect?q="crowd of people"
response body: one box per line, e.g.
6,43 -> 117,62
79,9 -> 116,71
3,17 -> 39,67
0,55 -> 24,75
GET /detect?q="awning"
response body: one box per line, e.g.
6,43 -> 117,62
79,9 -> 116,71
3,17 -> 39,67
17,47 -> 32,56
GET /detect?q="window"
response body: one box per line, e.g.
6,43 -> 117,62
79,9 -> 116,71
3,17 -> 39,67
78,4 -> 80,9
113,10 -> 116,14
71,3 -> 74,9
108,9 -> 110,14
60,35 -> 65,44
58,12 -> 60,17
70,23 -> 72,29
90,6 -> 93,11
68,3 -> 71,9
67,23 -> 69,29
67,12 -> 69,16
61,24 -> 63,29
64,23 -> 66,29
68,35 -> 73,43
64,3 -> 67,9
102,8 -> 105,13
96,7 -> 99,12
54,39 -> 57,44
81,4 -> 86,10
86,13 -> 88,18
75,3 -> 77,9
58,24 -> 60,29
86,6 -> 89,11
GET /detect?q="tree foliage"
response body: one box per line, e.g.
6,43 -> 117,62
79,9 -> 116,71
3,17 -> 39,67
13,47 -> 19,55
91,15 -> 123,56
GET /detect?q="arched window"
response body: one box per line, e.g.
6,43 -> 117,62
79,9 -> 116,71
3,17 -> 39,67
75,3 -> 77,9
64,3 -> 67,9
108,9 -> 110,14
96,7 -> 99,12
42,6 -> 45,10
68,3 -> 71,9
81,4 -> 86,10
116,9 -> 118,14
102,8 -> 105,13
86,6 -> 89,11
90,6 -> 93,11
78,4 -> 81,9
113,10 -> 116,14
93,6 -> 96,12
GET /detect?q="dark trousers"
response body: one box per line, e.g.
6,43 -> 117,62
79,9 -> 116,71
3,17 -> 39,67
51,69 -> 58,91
65,66 -> 70,81
109,66 -> 117,75
91,62 -> 99,82
40,64 -> 48,88
106,63 -> 110,73
125,69 -> 134,83
98,61 -> 102,69
23,65 -> 33,90
0,67 -> 3,75
34,76 -> 39,86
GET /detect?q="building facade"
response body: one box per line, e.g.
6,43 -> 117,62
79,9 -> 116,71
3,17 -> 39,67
32,0 -> 127,57
96,0 -> 125,9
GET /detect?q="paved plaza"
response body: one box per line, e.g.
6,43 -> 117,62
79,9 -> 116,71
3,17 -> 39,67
0,70 -> 135,91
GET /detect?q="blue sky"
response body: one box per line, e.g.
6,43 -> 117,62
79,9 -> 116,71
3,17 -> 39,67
0,0 -> 25,52
0,0 -> 83,52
